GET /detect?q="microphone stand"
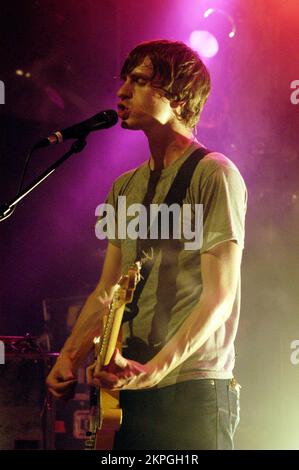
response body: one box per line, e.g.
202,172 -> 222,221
0,138 -> 87,222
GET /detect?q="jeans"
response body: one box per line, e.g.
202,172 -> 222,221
113,378 -> 240,450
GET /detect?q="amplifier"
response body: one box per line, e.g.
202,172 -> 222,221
0,335 -> 57,450
54,365 -> 91,450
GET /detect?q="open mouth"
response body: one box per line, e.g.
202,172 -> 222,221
117,103 -> 130,119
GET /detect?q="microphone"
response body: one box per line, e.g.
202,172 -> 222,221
34,109 -> 118,149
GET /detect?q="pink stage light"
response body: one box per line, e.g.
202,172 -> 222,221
203,7 -> 236,39
189,30 -> 219,58
203,8 -> 214,19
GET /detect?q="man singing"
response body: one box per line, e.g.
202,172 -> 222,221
47,39 -> 247,450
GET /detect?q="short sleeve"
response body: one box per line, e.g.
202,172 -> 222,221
200,163 -> 247,253
95,182 -> 121,248
95,166 -> 141,249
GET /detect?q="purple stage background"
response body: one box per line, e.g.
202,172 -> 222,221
1,0 -> 299,449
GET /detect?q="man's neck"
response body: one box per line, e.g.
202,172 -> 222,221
145,126 -> 195,171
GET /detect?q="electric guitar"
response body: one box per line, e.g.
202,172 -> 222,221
85,261 -> 141,450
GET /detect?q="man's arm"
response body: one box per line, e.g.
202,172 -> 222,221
148,240 -> 242,381
95,240 -> 242,390
46,242 -> 121,398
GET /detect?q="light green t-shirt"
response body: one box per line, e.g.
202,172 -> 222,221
96,142 -> 247,387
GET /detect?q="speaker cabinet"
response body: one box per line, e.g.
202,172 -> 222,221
0,336 -> 56,450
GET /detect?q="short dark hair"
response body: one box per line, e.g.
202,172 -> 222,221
121,39 -> 211,128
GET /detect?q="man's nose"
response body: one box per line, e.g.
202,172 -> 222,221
117,79 -> 132,99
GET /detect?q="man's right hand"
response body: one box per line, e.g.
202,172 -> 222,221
46,354 -> 78,400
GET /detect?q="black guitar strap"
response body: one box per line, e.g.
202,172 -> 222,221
123,146 -> 211,327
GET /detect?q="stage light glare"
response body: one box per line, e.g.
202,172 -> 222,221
203,8 -> 214,19
15,69 -> 24,76
189,30 -> 219,58
202,8 -> 236,39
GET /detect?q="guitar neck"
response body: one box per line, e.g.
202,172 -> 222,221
98,292 -> 125,367
95,261 -> 141,367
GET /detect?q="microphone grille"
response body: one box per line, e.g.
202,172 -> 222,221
99,109 -> 118,128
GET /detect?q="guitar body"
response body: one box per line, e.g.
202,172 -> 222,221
95,389 -> 121,450
85,262 -> 141,451
95,334 -> 122,450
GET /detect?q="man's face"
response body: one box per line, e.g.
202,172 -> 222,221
117,56 -> 174,131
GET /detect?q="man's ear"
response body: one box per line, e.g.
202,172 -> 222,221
170,100 -> 184,121
170,100 -> 182,110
